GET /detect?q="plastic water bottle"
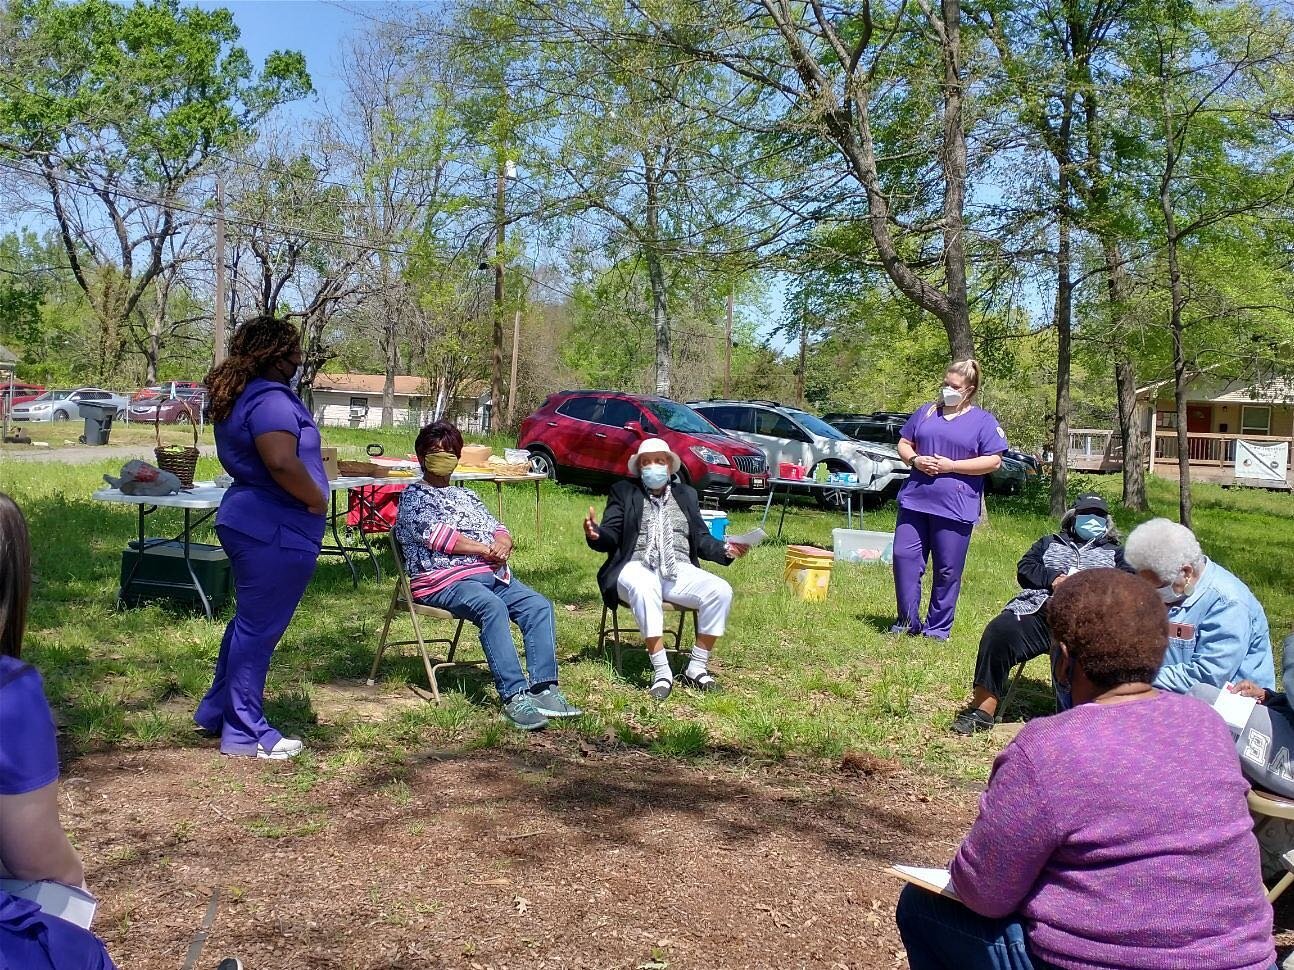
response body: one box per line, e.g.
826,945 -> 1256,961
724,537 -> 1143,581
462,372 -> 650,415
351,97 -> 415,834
880,540 -> 894,565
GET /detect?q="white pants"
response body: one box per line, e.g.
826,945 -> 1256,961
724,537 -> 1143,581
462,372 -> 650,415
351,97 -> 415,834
616,560 -> 733,639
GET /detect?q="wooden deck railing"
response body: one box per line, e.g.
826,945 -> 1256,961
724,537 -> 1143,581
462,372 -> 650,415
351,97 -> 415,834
1153,431 -> 1292,466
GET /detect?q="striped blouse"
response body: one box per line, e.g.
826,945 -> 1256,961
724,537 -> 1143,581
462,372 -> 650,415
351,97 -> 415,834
393,481 -> 511,600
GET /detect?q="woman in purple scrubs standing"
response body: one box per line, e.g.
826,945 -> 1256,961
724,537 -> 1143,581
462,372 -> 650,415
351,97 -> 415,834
0,494 -> 116,969
194,316 -> 328,760
892,359 -> 1008,641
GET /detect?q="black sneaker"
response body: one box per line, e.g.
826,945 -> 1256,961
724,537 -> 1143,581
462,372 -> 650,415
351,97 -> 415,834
678,670 -> 719,692
217,959 -> 244,970
951,708 -> 995,736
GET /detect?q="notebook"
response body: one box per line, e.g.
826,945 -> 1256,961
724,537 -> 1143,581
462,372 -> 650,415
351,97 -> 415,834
1212,686 -> 1258,733
0,879 -> 98,929
886,865 -> 961,900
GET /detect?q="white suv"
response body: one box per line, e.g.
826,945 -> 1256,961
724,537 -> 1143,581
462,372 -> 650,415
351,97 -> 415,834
689,400 -> 908,507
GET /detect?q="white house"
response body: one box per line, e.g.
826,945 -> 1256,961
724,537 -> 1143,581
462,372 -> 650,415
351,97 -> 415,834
310,373 -> 491,431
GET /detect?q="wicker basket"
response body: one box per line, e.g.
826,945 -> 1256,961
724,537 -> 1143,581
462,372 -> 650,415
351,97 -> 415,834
487,461 -> 532,477
154,400 -> 200,489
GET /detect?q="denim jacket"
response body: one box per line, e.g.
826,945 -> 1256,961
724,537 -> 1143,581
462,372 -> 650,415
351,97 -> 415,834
1153,559 -> 1275,694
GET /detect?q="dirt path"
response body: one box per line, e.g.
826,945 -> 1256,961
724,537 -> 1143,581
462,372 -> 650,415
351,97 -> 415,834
69,741 -> 973,970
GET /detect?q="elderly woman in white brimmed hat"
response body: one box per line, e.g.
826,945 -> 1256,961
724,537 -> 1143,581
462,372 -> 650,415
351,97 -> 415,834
584,438 -> 749,699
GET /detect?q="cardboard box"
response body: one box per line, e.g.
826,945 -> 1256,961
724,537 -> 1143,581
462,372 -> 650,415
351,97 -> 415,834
320,447 -> 339,480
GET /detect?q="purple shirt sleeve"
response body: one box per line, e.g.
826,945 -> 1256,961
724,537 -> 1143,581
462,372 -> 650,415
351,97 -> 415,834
949,740 -> 1060,918
0,659 -> 60,795
246,387 -> 303,440
899,407 -> 927,443
977,412 -> 1009,455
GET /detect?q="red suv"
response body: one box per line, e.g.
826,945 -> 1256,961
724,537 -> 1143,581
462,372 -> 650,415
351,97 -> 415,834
518,391 -> 770,500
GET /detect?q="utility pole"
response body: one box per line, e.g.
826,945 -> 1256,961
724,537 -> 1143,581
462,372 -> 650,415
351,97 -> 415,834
491,160 -> 506,433
213,175 -> 228,366
724,286 -> 733,397
506,309 -> 521,428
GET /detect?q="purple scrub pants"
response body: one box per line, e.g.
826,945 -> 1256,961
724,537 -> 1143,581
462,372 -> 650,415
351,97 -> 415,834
891,506 -> 974,640
194,524 -> 317,755
0,893 -> 116,969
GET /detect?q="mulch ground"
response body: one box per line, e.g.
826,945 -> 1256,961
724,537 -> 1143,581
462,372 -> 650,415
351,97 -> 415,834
67,739 -> 974,970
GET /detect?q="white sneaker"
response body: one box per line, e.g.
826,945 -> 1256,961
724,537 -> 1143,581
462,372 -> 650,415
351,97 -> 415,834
256,738 -> 304,760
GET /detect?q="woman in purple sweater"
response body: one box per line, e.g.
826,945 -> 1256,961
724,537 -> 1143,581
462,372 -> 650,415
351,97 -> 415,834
896,568 -> 1276,970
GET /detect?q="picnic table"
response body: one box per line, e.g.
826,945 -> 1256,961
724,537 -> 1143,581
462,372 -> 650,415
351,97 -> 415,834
758,476 -> 874,540
92,471 -> 551,618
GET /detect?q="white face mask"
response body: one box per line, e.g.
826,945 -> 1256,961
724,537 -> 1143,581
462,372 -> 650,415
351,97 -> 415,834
941,385 -> 964,408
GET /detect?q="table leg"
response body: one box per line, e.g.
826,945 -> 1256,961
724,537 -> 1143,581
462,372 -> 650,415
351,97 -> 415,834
495,481 -> 504,520
534,479 -> 541,543
353,485 -> 383,582
119,505 -> 150,607
777,487 -> 791,540
181,508 -> 214,620
760,485 -> 776,528
328,489 -> 359,587
847,492 -> 853,530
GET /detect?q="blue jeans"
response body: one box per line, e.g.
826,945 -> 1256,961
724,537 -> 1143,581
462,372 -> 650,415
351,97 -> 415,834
896,884 -> 1061,970
418,574 -> 558,702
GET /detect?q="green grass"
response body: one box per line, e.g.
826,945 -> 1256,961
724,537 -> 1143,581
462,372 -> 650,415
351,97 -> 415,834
3,454 -> 1293,783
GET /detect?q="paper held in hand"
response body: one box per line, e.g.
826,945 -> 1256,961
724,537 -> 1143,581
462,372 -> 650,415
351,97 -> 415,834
0,878 -> 98,928
725,527 -> 767,549
1212,686 -> 1258,733
886,865 -> 961,901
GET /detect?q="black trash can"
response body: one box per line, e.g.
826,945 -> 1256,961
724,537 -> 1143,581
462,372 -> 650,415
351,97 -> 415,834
78,401 -> 116,445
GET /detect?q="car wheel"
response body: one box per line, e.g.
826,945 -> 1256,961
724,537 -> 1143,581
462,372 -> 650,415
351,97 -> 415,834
812,462 -> 852,510
527,447 -> 559,482
52,410 -> 68,422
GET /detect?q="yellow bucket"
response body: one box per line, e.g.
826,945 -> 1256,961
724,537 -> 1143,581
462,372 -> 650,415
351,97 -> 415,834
784,545 -> 834,601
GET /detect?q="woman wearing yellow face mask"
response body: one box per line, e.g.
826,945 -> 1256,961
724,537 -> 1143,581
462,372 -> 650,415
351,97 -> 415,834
390,421 -> 580,731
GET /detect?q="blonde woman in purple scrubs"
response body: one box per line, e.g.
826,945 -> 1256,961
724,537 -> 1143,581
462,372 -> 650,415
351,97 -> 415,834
892,359 -> 1008,640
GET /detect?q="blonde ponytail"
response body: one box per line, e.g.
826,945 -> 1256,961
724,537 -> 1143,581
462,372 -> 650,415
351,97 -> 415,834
948,358 -> 981,400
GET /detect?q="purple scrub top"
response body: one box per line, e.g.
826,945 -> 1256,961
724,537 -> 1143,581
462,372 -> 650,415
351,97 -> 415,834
897,403 -> 1009,524
0,656 -> 59,796
214,377 -> 327,551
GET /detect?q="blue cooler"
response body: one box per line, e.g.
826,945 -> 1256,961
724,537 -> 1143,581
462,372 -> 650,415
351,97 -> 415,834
700,510 -> 728,541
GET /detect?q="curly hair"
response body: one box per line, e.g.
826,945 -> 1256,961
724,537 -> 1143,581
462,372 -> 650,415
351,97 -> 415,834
204,315 -> 302,423
1045,569 -> 1168,690
414,420 -> 464,461
0,492 -> 32,660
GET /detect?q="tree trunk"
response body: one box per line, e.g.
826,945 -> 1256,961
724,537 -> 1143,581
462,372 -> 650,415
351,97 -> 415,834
937,0 -> 973,362
795,312 -> 808,406
647,249 -> 671,397
1115,357 -> 1147,510
1162,214 -> 1192,525
491,162 -> 506,433
1049,136 -> 1073,517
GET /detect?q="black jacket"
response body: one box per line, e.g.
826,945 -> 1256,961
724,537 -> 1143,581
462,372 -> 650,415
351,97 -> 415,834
587,478 -> 732,608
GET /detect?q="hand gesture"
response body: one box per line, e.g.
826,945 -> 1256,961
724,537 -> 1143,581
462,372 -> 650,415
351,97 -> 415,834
724,542 -> 749,560
489,533 -> 514,562
913,455 -> 939,476
583,506 -> 601,541
1228,680 -> 1271,704
932,455 -> 956,475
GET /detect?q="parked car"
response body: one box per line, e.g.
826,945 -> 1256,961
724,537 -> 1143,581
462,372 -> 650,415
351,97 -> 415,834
129,390 -> 205,424
517,390 -> 771,501
9,387 -> 130,422
131,380 -> 204,402
827,409 -> 1035,494
688,399 -> 908,508
1,382 -> 45,416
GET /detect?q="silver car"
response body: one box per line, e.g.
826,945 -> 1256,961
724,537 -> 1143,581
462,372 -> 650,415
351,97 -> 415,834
689,400 -> 909,508
9,387 -> 130,422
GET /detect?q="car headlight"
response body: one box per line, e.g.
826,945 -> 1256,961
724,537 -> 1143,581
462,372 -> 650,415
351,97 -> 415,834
854,448 -> 891,463
29,403 -> 50,411
690,445 -> 731,466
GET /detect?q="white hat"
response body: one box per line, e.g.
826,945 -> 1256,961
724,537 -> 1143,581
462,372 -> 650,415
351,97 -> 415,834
627,437 -> 681,476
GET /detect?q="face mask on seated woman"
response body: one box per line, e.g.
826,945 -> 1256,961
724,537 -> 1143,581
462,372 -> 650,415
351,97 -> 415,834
423,452 -> 459,476
641,464 -> 671,489
1073,513 -> 1108,541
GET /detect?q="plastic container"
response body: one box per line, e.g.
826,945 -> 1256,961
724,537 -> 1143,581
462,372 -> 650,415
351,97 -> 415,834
832,528 -> 894,564
699,509 -> 728,541
460,444 -> 493,465
777,461 -> 808,480
784,544 -> 833,601
78,401 -> 116,445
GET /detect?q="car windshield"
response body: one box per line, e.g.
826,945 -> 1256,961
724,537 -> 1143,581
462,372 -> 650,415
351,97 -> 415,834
645,400 -> 721,435
786,409 -> 849,441
32,390 -> 72,402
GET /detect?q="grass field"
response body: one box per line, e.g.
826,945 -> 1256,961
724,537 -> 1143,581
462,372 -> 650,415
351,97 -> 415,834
3,432 -> 1292,786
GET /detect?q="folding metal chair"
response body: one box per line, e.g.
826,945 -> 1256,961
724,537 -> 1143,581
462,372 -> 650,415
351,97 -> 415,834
368,531 -> 484,704
598,597 -> 698,673
1248,788 -> 1294,902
